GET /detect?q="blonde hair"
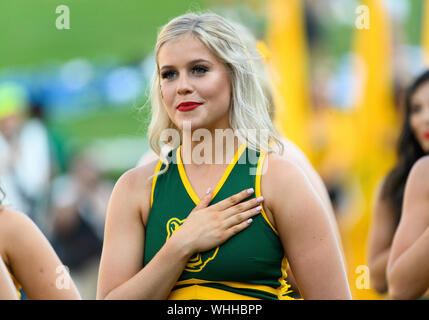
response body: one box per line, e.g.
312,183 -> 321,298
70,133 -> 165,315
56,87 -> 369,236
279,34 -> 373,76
147,12 -> 284,176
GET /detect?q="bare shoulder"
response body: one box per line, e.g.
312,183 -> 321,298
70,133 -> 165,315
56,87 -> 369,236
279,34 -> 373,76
262,152 -> 313,213
109,158 -> 160,226
0,209 -> 37,240
403,156 -> 429,205
408,155 -> 429,183
112,158 -> 160,204
264,152 -> 309,188
0,209 -> 44,263
116,159 -> 160,191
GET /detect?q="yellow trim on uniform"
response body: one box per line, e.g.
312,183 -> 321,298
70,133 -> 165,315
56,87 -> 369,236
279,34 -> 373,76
168,284 -> 261,300
175,278 -> 280,297
255,149 -> 279,235
150,160 -> 164,208
177,143 -> 247,205
8,270 -> 22,300
277,256 -> 294,299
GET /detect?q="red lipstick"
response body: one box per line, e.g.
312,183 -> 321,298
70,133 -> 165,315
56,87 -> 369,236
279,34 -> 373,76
424,131 -> 429,139
177,102 -> 203,112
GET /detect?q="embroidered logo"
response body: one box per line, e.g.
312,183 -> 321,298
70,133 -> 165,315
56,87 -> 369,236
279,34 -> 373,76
166,217 -> 219,272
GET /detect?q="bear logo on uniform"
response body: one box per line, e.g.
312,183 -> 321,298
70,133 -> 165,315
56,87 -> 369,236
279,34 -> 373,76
166,217 -> 219,272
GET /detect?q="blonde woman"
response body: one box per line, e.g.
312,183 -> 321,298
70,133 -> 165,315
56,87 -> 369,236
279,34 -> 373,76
0,187 -> 81,300
97,12 -> 350,300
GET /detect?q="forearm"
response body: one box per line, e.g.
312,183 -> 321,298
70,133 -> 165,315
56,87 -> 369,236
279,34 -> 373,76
369,249 -> 390,293
104,238 -> 192,300
388,227 -> 429,300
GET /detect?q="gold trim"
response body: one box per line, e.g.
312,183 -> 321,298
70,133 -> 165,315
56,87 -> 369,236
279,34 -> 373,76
169,285 -> 261,300
177,143 -> 247,205
150,160 -> 163,208
175,278 -> 279,297
255,150 -> 279,235
7,270 -> 21,299
277,256 -> 293,299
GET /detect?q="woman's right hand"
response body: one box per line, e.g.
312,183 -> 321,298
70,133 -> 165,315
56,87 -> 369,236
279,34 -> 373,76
169,188 -> 263,257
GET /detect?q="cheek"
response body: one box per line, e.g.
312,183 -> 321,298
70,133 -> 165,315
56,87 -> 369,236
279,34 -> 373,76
204,75 -> 231,107
160,83 -> 176,107
410,114 -> 421,134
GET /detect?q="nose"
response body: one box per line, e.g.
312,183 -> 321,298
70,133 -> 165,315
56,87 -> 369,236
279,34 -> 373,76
176,73 -> 193,95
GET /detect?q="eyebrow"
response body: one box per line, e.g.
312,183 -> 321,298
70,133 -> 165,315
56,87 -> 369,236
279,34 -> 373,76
159,59 -> 213,71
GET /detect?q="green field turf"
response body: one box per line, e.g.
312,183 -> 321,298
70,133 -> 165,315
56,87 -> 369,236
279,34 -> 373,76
0,0 -> 206,68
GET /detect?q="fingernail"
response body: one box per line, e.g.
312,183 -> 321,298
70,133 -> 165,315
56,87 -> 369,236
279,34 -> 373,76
206,187 -> 211,194
247,188 -> 254,194
256,206 -> 262,212
247,218 -> 253,224
256,196 -> 264,203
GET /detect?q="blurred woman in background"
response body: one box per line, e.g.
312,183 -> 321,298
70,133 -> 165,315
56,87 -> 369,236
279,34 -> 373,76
0,187 -> 81,300
368,69 -> 429,298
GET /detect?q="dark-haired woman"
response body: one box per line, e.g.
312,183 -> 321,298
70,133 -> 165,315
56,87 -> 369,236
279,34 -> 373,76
368,70 -> 429,298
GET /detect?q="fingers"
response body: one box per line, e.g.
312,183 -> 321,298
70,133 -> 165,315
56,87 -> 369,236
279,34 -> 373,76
222,195 -> 264,219
194,187 -> 213,211
211,187 -> 255,211
225,214 -> 257,239
222,204 -> 262,230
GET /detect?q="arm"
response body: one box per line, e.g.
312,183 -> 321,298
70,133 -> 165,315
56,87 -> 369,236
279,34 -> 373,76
0,255 -> 19,300
264,155 -> 351,300
367,180 -> 397,293
97,165 -> 262,299
0,210 -> 81,299
387,156 -> 429,300
96,165 -> 192,300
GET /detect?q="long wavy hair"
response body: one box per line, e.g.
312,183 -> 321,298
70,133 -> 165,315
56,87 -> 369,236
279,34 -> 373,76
381,69 -> 429,225
146,12 -> 284,176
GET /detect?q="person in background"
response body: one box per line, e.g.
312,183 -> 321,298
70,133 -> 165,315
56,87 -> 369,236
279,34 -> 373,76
0,187 -> 81,300
368,69 -> 429,298
387,155 -> 429,300
50,152 -> 113,299
0,83 -> 51,233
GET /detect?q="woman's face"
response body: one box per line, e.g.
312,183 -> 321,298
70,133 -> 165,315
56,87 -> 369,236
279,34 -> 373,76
410,81 -> 429,153
157,34 -> 232,132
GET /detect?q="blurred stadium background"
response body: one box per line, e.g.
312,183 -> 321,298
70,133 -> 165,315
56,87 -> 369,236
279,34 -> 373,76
1,0 -> 428,299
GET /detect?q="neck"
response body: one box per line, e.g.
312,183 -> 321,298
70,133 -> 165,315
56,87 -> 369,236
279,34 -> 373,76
181,127 -> 241,166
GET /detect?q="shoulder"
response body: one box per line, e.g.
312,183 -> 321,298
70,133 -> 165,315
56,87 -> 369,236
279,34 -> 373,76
405,155 -> 429,194
115,159 -> 160,193
0,209 -> 37,237
261,152 -> 313,212
263,151 -> 309,187
0,209 -> 43,262
409,155 -> 429,179
108,159 -> 161,224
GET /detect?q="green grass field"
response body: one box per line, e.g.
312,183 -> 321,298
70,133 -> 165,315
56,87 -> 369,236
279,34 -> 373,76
0,0 -> 206,68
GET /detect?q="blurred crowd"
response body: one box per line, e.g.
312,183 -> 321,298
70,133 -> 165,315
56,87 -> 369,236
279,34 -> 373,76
0,82 -> 114,299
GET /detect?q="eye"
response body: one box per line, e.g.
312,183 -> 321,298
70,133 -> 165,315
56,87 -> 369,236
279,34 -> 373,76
161,70 -> 177,80
191,65 -> 208,75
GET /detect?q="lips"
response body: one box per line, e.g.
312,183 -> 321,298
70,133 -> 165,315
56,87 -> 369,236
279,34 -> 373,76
424,131 -> 429,139
177,102 -> 203,112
